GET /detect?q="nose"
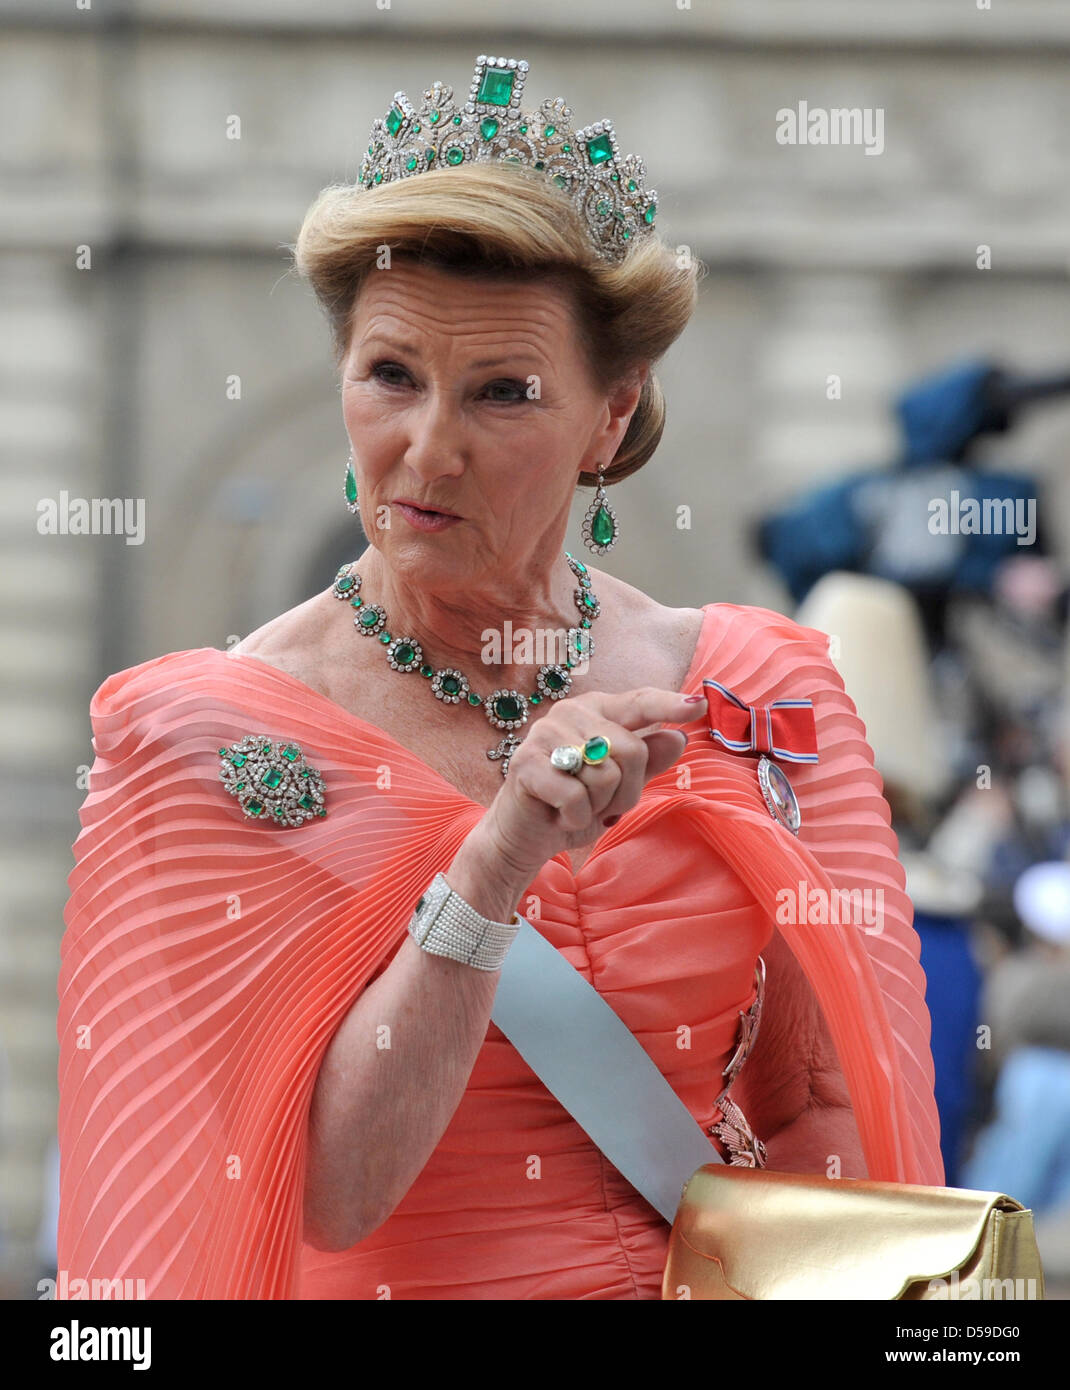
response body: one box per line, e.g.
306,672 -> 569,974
402,384 -> 467,483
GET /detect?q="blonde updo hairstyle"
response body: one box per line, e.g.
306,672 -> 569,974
293,161 -> 704,486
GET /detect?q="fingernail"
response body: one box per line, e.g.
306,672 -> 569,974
683,694 -> 705,703
603,814 -> 621,827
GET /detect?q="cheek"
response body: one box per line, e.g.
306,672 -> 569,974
343,389 -> 394,455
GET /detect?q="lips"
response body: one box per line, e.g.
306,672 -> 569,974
392,499 -> 461,518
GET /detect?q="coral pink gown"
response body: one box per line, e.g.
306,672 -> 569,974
57,601 -> 943,1299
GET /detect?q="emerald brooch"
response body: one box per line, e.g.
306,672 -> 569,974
218,734 -> 327,827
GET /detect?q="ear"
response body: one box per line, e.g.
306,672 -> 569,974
597,362 -> 651,463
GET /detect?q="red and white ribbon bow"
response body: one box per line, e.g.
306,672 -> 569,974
701,679 -> 819,764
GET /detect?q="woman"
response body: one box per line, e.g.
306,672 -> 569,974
58,54 -> 943,1300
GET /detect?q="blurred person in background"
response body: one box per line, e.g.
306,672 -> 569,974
960,862 -> 1070,1226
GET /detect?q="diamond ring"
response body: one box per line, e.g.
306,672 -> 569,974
548,736 -> 613,775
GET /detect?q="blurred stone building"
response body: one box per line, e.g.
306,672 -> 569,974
1,0 -> 1069,1294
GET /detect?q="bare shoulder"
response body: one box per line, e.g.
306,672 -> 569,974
228,590 -> 333,678
583,565 -> 707,683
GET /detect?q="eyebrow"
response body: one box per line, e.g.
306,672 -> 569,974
359,337 -> 538,371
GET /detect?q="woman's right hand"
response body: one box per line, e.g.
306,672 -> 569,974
474,687 -> 705,887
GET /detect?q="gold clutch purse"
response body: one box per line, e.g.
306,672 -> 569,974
661,958 -> 1045,1301
662,1166 -> 1045,1300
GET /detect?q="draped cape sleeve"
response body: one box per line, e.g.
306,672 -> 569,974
638,603 -> 944,1189
58,647 -> 491,1298
57,615 -> 942,1299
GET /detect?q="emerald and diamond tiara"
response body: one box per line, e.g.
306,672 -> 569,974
356,54 -> 659,266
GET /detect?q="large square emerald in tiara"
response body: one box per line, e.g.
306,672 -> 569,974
477,67 -> 516,107
585,133 -> 615,165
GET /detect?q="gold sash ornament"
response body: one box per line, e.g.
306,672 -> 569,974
662,1167 -> 1044,1300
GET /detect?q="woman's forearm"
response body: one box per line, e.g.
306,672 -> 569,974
303,829 -> 527,1252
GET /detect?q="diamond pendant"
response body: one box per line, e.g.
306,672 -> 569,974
487,732 -> 523,776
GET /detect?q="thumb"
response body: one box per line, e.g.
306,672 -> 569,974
641,728 -> 690,782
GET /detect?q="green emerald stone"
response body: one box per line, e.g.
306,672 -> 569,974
261,767 -> 282,789
374,171 -> 383,183
529,693 -> 541,704
519,124 -> 528,134
565,660 -> 574,670
592,505 -> 615,547
379,632 -> 392,644
493,695 -> 522,722
644,203 -> 656,224
281,744 -> 300,761
429,110 -> 440,125
229,753 -> 247,768
581,618 -> 591,628
441,675 -> 461,695
412,122 -> 420,133
247,799 -> 265,816
336,572 -> 355,591
480,117 -> 499,140
467,693 -> 481,706
406,157 -> 417,171
350,596 -> 363,608
298,794 -> 314,811
534,161 -> 544,170
583,590 -> 598,609
452,115 -> 462,125
425,149 -> 435,161
445,147 -> 465,165
552,174 -> 567,188
420,664 -> 434,677
584,736 -> 610,763
385,105 -> 404,137
562,144 -> 571,153
261,743 -> 271,753
477,67 -> 516,107
628,179 -> 637,191
543,124 -> 556,138
596,199 -> 611,215
395,643 -> 416,666
545,670 -> 566,691
236,781 -> 245,791
586,133 -> 614,165
359,610 -> 379,627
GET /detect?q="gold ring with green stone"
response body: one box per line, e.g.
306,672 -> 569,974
580,735 -> 612,766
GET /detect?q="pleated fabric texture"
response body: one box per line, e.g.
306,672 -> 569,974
57,601 -> 943,1299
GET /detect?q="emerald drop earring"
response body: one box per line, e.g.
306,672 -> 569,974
581,464 -> 618,553
343,448 -> 360,514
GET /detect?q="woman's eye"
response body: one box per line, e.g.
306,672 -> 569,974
372,361 -> 408,386
369,363 -> 526,402
484,380 -> 528,403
